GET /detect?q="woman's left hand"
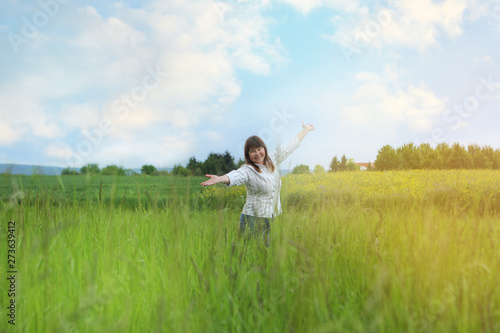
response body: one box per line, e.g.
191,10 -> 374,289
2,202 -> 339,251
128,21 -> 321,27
302,121 -> 315,132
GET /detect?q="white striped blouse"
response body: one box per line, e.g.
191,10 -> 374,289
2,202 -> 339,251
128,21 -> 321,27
225,136 -> 301,218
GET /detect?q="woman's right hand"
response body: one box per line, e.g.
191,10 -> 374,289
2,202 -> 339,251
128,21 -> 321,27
201,174 -> 218,187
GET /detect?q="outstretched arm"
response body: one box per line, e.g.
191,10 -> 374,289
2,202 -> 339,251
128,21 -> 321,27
271,121 -> 315,165
201,174 -> 230,187
296,121 -> 315,143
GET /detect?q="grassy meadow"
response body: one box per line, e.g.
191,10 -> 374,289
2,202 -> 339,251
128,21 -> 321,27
1,170 -> 499,332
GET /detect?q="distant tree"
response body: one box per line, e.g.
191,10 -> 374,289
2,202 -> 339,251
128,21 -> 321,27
126,169 -> 140,176
346,158 -> 360,171
419,143 -> 438,169
481,145 -> 498,169
141,164 -> 157,176
186,157 -> 203,176
435,143 -> 452,169
397,143 -> 421,169
292,164 -> 310,174
472,151 -> 493,169
313,164 -> 325,174
203,153 -> 225,175
494,149 -> 500,169
467,143 -> 480,157
80,163 -> 100,175
199,151 -> 238,175
375,145 -> 398,171
222,150 -> 236,173
61,167 -> 79,175
339,155 -> 348,171
157,170 -> 169,177
101,164 -> 126,176
468,144 -> 493,169
366,161 -> 373,171
376,142 -> 499,170
172,164 -> 189,177
328,156 -> 339,172
236,158 -> 245,168
449,142 -> 473,169
474,152 -> 492,169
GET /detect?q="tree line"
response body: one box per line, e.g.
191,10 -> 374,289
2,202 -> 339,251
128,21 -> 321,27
289,142 -> 500,174
61,150 -> 244,177
328,155 -> 366,172
61,142 -> 500,176
181,152 -> 244,177
290,154 -> 364,175
61,163 -> 167,176
374,142 -> 500,171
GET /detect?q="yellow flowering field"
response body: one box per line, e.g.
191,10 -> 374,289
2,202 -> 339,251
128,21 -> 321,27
198,170 -> 500,213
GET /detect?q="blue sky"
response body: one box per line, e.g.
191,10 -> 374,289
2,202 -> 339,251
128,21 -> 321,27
1,0 -> 499,171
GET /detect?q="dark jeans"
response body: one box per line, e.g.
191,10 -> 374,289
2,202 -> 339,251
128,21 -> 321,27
239,214 -> 271,247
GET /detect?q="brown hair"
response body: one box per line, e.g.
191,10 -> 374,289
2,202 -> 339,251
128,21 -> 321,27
244,136 -> 276,173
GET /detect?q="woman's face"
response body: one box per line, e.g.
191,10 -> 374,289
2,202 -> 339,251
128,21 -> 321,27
249,146 -> 265,165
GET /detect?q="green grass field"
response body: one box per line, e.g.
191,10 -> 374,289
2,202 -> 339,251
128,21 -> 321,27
1,171 -> 499,332
1,174 -> 206,210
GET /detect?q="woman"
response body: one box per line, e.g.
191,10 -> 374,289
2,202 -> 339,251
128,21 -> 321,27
201,122 -> 315,245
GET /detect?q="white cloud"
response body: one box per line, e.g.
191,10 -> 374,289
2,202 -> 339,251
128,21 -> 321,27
276,0 -> 324,15
472,55 -> 495,66
467,0 -> 500,26
341,67 -> 447,134
0,0 -> 286,167
331,0 -> 469,52
159,135 -> 195,162
60,103 -> 101,131
324,0 -> 500,56
0,85 -> 65,144
0,121 -> 20,145
67,132 -> 198,168
203,130 -> 223,142
451,120 -> 469,130
45,142 -> 73,159
277,0 -> 360,15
